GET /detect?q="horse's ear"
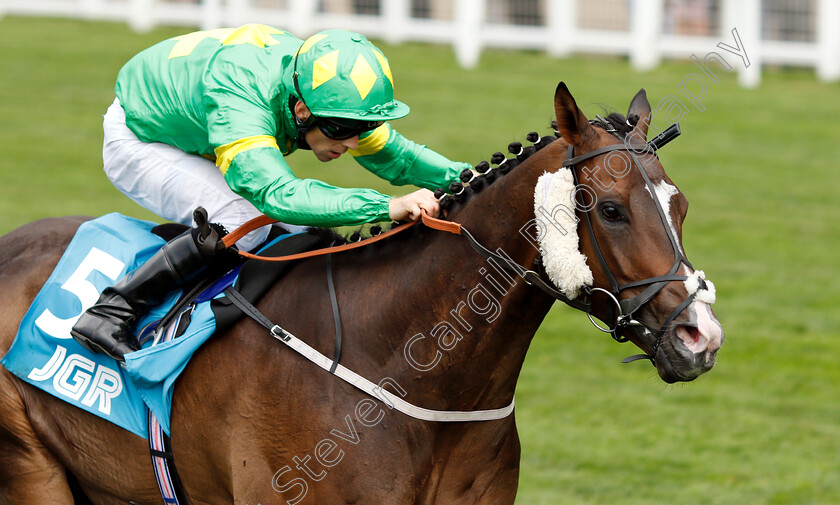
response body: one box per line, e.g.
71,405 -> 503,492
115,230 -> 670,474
627,88 -> 652,141
554,82 -> 597,148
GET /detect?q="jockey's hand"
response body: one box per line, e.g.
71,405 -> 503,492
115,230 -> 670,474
389,189 -> 440,221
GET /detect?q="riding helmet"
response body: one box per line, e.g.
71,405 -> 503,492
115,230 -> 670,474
292,29 -> 410,121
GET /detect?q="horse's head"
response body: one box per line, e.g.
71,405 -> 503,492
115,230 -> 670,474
543,82 -> 723,383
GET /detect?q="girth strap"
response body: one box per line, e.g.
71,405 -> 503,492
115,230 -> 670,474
222,286 -> 516,422
326,254 -> 342,374
147,308 -> 194,505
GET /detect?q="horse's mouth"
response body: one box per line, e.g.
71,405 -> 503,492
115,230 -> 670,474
655,324 -> 720,383
655,347 -> 697,383
621,323 -> 718,383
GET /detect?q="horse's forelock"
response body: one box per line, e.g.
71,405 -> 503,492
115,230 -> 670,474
589,111 -> 635,140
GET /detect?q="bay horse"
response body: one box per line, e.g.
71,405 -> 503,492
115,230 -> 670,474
0,83 -> 723,504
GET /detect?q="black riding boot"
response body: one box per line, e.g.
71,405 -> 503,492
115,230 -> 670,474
70,220 -> 240,362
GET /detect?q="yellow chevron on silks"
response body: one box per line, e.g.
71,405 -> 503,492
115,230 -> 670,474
349,124 -> 390,157
214,135 -> 280,174
168,24 -> 285,59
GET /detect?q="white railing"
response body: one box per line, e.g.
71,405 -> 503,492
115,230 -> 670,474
2,0 -> 837,87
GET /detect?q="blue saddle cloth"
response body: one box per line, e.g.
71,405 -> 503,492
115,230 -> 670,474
0,213 -> 300,438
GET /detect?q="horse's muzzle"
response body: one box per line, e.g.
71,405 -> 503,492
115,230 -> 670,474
655,301 -> 724,383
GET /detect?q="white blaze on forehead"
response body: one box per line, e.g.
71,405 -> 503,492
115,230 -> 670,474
645,180 -> 685,256
533,170 -> 593,298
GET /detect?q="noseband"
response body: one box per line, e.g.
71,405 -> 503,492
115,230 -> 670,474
412,123 -> 701,364
562,123 -> 705,363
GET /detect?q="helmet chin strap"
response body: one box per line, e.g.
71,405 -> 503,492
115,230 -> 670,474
290,96 -> 314,150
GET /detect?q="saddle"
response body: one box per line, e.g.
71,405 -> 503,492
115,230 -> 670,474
147,222 -> 323,339
1,213 -> 326,440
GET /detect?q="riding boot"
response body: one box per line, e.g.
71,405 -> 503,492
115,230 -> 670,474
70,217 -> 240,362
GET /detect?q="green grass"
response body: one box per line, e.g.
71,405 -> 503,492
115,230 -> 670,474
2,16 -> 839,504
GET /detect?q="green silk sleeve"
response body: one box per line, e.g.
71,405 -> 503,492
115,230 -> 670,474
350,124 -> 470,190
204,62 -> 392,227
223,147 -> 392,226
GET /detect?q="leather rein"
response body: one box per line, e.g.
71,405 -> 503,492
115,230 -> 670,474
222,123 -> 691,364
222,211 -> 591,311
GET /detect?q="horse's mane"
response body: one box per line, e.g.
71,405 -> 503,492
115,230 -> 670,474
308,126 -> 559,246
314,110 -> 637,246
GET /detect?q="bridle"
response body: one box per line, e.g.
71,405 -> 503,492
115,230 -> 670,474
559,122 -> 707,363
443,122 -> 700,363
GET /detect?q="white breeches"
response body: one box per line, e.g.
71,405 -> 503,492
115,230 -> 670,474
101,98 -> 303,251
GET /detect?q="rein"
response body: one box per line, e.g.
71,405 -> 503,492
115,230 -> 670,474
222,122 -> 691,368
223,211 -> 590,312
221,214 -> 421,259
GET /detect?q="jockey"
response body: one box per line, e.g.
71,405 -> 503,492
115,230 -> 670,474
71,25 -> 470,361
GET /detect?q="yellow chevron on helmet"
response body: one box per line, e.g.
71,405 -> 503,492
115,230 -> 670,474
349,54 -> 376,99
311,50 -> 338,90
371,49 -> 393,87
293,29 -> 409,121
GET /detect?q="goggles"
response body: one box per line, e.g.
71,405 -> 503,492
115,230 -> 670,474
313,116 -> 383,140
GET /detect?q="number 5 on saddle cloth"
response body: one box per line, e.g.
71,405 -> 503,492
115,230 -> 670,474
1,212 -> 319,438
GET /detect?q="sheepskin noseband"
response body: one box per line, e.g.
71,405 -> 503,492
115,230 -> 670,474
533,169 -> 593,299
684,269 -> 716,304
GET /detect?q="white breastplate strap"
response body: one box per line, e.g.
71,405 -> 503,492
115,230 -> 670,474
269,325 -> 515,422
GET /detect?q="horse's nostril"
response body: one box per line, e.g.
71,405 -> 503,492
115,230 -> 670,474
685,326 -> 701,344
674,325 -> 707,354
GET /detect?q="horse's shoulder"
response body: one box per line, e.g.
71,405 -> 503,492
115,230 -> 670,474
1,215 -> 90,245
0,216 -> 92,277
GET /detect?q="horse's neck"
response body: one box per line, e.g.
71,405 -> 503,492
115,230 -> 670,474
363,152 -> 557,412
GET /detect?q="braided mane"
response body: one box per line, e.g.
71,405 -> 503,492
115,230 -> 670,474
317,112 -> 642,245
435,110 -> 636,213
433,127 -> 560,213
314,124 -> 562,245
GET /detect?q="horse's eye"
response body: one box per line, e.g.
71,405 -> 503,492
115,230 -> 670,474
601,205 -> 622,222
